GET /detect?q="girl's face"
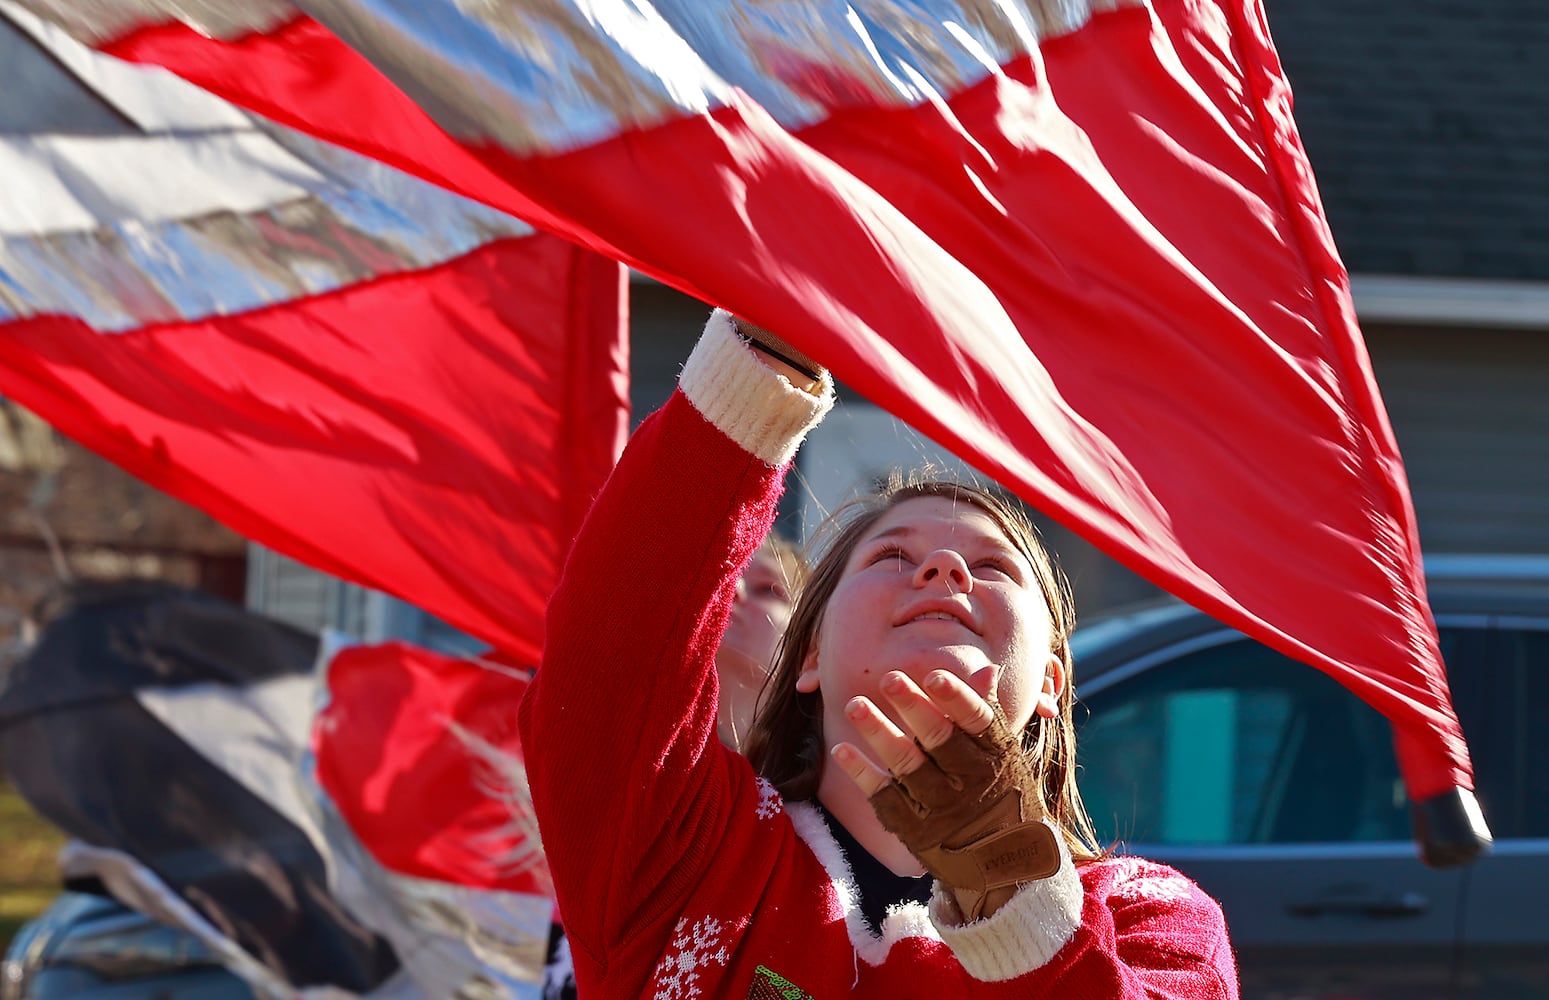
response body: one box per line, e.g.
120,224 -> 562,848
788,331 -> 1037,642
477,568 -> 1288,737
716,546 -> 796,685
796,496 -> 1062,750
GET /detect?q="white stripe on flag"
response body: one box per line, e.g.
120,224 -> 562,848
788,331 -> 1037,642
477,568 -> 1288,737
3,1 -> 254,130
4,0 -> 292,47
133,674 -> 327,853
0,132 -> 321,233
1,5 -> 536,329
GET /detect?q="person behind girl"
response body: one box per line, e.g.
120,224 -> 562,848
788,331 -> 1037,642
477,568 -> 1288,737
519,311 -> 1238,997
716,533 -> 803,751
542,533 -> 803,999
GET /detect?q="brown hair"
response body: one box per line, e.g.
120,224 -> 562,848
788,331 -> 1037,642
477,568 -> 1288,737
742,472 -> 1107,864
757,532 -> 806,597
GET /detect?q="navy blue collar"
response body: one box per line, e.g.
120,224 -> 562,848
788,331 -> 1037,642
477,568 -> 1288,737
812,800 -> 933,934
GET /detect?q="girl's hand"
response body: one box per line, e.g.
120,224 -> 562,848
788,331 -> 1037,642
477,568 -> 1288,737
732,317 -> 826,395
832,668 -> 1061,922
831,667 -> 996,793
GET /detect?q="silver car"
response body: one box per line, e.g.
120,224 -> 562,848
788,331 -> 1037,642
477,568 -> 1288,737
1072,555 -> 1549,999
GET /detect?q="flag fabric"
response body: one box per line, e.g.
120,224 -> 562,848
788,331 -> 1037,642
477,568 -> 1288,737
0,6 -> 630,665
307,639 -> 558,997
4,0 -> 1476,825
0,580 -> 561,997
0,581 -> 402,996
0,19 -> 607,992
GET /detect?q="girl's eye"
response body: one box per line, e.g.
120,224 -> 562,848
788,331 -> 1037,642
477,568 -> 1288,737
974,557 -> 1021,581
867,545 -> 910,569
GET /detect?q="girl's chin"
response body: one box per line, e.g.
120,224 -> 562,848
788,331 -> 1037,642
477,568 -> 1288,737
885,645 -> 990,681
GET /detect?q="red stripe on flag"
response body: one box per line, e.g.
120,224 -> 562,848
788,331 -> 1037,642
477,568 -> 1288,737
0,236 -> 628,664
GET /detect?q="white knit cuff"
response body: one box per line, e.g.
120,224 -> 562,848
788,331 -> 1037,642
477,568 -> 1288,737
929,824 -> 1083,981
679,309 -> 834,467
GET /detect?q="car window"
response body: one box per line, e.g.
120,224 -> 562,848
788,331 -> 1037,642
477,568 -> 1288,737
1077,637 -> 1412,847
1516,628 -> 1549,838
1450,625 -> 1549,840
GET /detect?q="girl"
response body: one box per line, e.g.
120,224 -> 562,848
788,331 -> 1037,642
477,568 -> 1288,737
520,311 -> 1237,997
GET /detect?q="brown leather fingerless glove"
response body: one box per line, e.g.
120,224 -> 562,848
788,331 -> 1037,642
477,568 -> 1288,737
868,704 -> 1061,921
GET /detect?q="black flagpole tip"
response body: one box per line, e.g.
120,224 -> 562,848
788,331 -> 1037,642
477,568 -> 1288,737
1412,786 -> 1493,868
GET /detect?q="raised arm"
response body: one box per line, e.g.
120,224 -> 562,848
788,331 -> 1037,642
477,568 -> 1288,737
518,310 -> 830,968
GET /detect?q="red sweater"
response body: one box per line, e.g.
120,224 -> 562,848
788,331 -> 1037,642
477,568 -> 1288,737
520,312 -> 1238,998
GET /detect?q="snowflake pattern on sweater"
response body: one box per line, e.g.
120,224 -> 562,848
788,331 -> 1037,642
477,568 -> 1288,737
1108,857 -> 1198,906
650,915 -> 734,1000
755,777 -> 782,821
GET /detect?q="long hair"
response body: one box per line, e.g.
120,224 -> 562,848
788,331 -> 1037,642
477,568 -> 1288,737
742,473 -> 1107,863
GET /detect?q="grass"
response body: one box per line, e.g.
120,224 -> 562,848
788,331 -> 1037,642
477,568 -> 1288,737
0,780 -> 65,950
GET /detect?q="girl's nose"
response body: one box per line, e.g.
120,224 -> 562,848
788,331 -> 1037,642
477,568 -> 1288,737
914,549 -> 972,594
732,575 -> 749,604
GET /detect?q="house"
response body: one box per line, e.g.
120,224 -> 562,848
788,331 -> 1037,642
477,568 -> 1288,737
0,401 -> 246,667
1265,0 -> 1549,558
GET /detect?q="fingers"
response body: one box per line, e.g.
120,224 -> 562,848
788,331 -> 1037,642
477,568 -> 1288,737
965,664 -> 1000,707
879,672 -> 958,749
894,669 -> 996,739
832,668 -> 1002,797
842,694 -> 928,775
832,693 -> 919,797
831,741 -> 891,796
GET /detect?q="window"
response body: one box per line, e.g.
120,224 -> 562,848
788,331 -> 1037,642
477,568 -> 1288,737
1449,625 -> 1549,840
1077,638 -> 1411,847
1514,629 -> 1549,839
